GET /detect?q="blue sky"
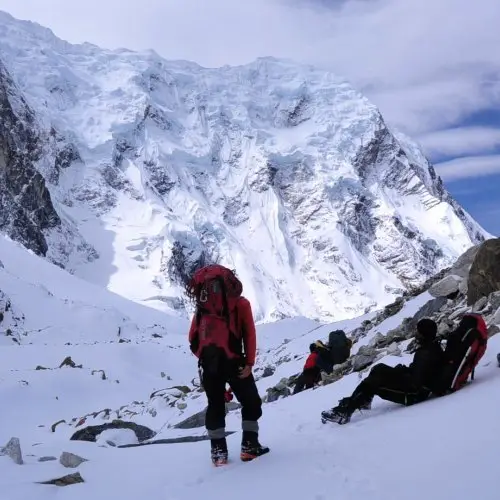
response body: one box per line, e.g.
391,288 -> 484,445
421,108 -> 500,236
0,0 -> 498,235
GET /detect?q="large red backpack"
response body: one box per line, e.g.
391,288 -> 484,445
188,265 -> 243,364
434,313 -> 488,395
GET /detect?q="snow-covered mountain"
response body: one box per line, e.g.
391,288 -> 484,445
0,10 -> 489,322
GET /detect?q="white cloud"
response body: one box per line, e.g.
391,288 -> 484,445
417,127 -> 500,158
0,0 -> 499,136
434,155 -> 500,181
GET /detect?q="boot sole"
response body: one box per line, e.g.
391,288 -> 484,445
321,414 -> 349,425
240,449 -> 270,462
212,458 -> 228,467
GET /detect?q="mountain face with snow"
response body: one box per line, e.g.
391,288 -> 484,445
0,11 -> 489,322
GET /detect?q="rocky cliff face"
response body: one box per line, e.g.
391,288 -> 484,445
0,11 -> 490,321
0,55 -> 97,270
0,61 -> 59,256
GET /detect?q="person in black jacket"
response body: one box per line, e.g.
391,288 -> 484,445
321,318 -> 444,425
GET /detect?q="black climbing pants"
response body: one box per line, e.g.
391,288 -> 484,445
201,358 -> 262,440
351,363 -> 430,409
293,367 -> 321,394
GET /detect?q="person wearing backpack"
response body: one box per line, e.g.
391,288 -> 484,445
314,331 -> 352,374
433,313 -> 488,395
321,318 -> 444,425
187,264 -> 269,466
327,330 -> 352,366
293,343 -> 322,394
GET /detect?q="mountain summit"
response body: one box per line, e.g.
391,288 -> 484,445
0,11 -> 488,322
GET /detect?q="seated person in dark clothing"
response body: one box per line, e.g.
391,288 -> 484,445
293,343 -> 322,394
321,318 -> 444,424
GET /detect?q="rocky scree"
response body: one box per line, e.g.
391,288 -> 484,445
262,238 -> 500,401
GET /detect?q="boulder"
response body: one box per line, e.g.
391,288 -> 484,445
472,296 -> 488,312
369,332 -> 385,348
467,238 -> 500,305
382,297 -> 405,318
226,401 -> 241,411
59,356 -> 82,368
412,296 -> 448,323
262,366 -> 275,378
173,401 -> 238,430
70,421 -> 155,443
352,353 -> 377,372
0,437 -> 23,465
352,346 -> 378,372
96,429 -> 138,447
266,377 -> 292,402
39,472 -> 84,487
386,343 -> 402,357
59,452 -> 87,468
38,456 -> 57,462
173,409 -> 206,429
449,244 -> 480,278
386,324 -> 412,343
437,320 -> 453,336
489,291 -> 500,312
488,324 -> 500,337
449,305 -> 470,321
429,275 -> 462,298
491,306 -> 500,326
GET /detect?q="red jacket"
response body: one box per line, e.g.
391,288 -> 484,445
188,297 -> 257,366
304,352 -> 319,370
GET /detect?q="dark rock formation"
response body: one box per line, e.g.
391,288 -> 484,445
70,421 -> 156,443
0,61 -> 60,256
467,238 -> 500,305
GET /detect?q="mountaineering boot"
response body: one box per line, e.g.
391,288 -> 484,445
359,399 -> 372,411
358,395 -> 373,411
321,397 -> 355,425
240,431 -> 270,462
210,438 -> 228,466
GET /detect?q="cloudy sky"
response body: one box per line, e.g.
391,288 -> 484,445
1,0 -> 499,235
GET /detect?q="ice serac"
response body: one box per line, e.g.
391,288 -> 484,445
0,11 -> 489,322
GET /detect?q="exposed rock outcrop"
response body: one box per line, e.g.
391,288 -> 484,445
468,238 -> 500,305
0,62 -> 60,256
70,421 -> 156,443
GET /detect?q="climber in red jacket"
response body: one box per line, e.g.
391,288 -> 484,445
293,343 -> 322,394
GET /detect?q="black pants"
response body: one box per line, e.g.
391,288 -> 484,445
293,368 -> 321,394
350,363 -> 429,409
202,358 -> 262,440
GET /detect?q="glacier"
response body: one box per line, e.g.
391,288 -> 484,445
0,10 -> 490,322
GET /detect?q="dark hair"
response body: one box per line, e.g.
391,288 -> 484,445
309,343 -> 317,353
416,318 -> 437,340
184,264 -> 240,303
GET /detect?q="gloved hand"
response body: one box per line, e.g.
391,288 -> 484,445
224,389 -> 233,403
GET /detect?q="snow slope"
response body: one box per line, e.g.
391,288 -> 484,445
1,232 -> 499,498
0,10 -> 490,323
1,311 -> 499,499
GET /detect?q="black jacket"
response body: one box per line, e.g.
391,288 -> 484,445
407,340 -> 444,391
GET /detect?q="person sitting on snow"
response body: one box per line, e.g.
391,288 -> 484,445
293,343 -> 322,394
321,318 -> 444,425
